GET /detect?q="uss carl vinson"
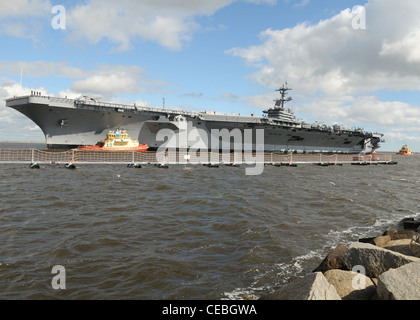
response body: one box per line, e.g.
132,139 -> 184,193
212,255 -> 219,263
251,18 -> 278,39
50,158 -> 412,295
6,83 -> 384,154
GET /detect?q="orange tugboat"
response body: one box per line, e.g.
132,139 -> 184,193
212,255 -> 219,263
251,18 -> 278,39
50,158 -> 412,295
396,145 -> 413,155
78,129 -> 149,151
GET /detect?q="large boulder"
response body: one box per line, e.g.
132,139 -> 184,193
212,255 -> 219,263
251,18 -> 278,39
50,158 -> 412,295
409,235 -> 420,258
377,261 -> 420,300
260,272 -> 341,300
385,228 -> 417,240
343,242 -> 420,278
324,269 -> 376,300
313,244 -> 348,273
383,239 -> 414,256
402,220 -> 420,230
373,235 -> 390,247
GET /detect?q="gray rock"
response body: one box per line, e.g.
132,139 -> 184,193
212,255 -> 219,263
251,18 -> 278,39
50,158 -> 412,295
260,272 -> 341,300
377,261 -> 420,300
409,235 -> 420,258
385,228 -> 417,240
324,269 -> 376,300
373,235 -> 391,247
343,242 -> 420,278
384,239 -> 414,256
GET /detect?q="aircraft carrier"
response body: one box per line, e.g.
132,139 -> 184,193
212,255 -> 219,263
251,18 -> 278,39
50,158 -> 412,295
5,84 -> 384,154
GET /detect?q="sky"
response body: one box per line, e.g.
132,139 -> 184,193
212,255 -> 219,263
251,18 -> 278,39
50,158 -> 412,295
1,0 -> 420,152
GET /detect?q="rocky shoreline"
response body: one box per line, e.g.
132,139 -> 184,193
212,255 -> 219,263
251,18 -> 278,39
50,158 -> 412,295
260,218 -> 420,300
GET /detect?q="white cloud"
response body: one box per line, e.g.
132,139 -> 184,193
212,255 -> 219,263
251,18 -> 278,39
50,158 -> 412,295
247,0 -> 277,4
0,61 -> 170,99
227,0 -> 420,94
64,0 -> 237,51
221,92 -> 240,102
0,0 -> 51,18
0,0 -> 277,50
380,30 -> 420,64
0,0 -> 51,41
299,95 -> 420,128
70,65 -> 148,97
65,0 -> 278,51
386,129 -> 420,144
0,61 -> 86,79
293,0 -> 310,8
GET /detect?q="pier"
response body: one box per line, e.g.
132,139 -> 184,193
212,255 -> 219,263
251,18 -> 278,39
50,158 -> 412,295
0,148 -> 396,167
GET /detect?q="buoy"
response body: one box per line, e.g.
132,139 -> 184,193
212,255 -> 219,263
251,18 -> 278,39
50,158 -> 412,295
65,163 -> 76,169
316,163 -> 337,167
282,163 -> 297,167
203,163 -> 219,168
127,163 -> 142,168
30,163 -> 40,169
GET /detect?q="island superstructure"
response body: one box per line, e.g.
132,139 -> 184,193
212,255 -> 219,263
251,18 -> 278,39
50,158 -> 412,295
5,84 -> 384,154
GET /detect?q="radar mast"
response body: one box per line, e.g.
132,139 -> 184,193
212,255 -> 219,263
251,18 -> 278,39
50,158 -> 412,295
274,82 -> 293,110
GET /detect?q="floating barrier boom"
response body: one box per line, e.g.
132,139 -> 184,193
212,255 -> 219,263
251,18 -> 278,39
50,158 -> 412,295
0,148 -> 396,166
